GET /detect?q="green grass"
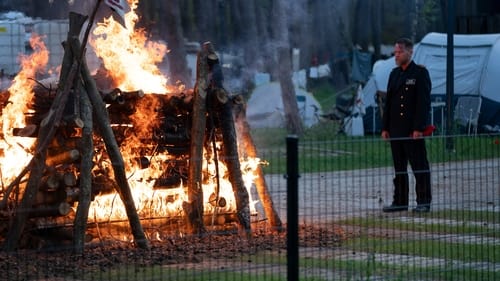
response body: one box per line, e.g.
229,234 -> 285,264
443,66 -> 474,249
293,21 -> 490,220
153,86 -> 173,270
254,129 -> 500,174
337,214 -> 500,239
251,78 -> 500,174
83,263 -> 325,281
301,256 -> 500,281
85,268 -> 285,281
81,260 -> 500,281
429,209 -> 500,224
322,209 -> 500,279
344,236 -> 500,263
308,79 -> 342,112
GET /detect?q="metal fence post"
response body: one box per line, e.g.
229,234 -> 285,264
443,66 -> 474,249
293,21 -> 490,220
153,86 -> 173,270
286,135 -> 299,281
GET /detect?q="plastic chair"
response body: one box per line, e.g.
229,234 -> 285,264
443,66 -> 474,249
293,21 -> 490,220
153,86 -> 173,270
296,95 -> 307,119
454,96 -> 482,135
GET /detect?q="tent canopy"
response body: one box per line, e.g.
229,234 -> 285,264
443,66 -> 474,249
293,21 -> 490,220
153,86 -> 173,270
246,82 -> 322,128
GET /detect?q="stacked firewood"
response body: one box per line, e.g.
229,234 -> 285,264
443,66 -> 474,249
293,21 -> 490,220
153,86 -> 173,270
0,12 -> 283,252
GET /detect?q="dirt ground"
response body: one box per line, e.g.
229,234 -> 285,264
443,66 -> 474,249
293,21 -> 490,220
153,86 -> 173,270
0,220 -> 345,280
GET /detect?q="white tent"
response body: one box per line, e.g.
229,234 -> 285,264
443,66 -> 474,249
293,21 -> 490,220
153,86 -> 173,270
362,32 -> 500,133
246,82 -> 322,128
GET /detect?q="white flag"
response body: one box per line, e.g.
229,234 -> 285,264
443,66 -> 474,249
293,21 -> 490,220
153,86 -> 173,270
103,0 -> 131,28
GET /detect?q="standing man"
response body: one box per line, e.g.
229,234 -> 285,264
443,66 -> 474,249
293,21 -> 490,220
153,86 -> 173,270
381,38 -> 432,213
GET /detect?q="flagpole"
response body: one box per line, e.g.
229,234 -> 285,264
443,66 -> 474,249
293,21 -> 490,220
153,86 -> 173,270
79,0 -> 103,61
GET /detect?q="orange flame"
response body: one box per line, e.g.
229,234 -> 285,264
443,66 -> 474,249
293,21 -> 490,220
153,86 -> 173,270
90,0 -> 171,93
0,35 -> 49,182
86,0 -> 259,223
0,2 -> 261,228
88,145 -> 259,223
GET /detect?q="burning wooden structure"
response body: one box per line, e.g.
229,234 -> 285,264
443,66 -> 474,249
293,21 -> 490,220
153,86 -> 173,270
0,12 -> 281,253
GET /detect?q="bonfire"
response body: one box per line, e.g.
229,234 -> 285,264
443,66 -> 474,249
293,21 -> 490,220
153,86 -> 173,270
0,0 -> 281,253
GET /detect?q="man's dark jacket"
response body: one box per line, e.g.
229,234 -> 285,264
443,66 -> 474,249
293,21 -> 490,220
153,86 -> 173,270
382,60 -> 431,138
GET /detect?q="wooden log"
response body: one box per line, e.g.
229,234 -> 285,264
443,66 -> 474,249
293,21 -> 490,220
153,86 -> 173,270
36,58 -> 80,152
63,171 -> 77,187
62,87 -> 83,128
121,89 -> 145,100
67,117 -> 85,129
45,149 -> 80,166
73,84 -> 93,254
12,124 -> 38,137
34,189 -> 66,206
40,173 -> 61,190
28,202 -> 72,217
65,187 -> 80,203
232,96 -> 283,232
50,136 -> 80,149
76,40 -> 149,250
209,89 -> 251,234
184,42 -> 212,234
102,88 -> 126,104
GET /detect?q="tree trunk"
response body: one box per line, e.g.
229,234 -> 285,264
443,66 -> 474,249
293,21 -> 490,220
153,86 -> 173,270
195,0 -> 216,42
371,0 -> 382,61
164,0 -> 192,88
353,0 -> 371,51
273,0 -> 304,135
278,47 -> 304,135
254,0 -> 273,75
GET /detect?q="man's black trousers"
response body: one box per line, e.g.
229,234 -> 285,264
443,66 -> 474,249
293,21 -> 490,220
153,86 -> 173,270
390,138 -> 432,206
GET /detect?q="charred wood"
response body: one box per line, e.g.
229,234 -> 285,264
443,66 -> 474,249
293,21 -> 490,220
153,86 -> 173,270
3,12 -> 87,251
34,189 -> 67,206
77,39 -> 149,250
184,42 -> 211,235
45,149 -> 80,167
73,84 -> 93,254
40,173 -> 61,191
62,171 -> 77,187
12,125 -> 38,137
209,89 -> 251,234
28,202 -> 72,218
233,96 -> 283,232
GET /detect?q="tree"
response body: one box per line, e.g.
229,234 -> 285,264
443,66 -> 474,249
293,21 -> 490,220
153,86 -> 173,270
371,0 -> 382,61
352,0 -> 372,51
271,0 -> 304,135
164,0 -> 192,88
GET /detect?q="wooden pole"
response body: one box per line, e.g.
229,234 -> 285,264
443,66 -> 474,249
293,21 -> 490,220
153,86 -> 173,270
76,40 -> 149,250
73,83 -> 93,254
183,42 -> 211,234
233,96 -> 283,232
210,89 -> 251,234
79,0 -> 102,61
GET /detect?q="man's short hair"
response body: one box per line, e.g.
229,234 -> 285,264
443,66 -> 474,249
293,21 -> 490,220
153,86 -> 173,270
395,38 -> 413,50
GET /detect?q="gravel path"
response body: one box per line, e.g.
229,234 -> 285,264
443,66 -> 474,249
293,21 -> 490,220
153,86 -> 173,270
257,158 -> 500,223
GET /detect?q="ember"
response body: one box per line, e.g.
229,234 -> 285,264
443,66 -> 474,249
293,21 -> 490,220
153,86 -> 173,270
0,2 -> 281,253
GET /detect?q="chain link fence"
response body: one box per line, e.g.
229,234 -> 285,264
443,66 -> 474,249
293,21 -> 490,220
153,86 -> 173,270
1,133 -> 499,281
